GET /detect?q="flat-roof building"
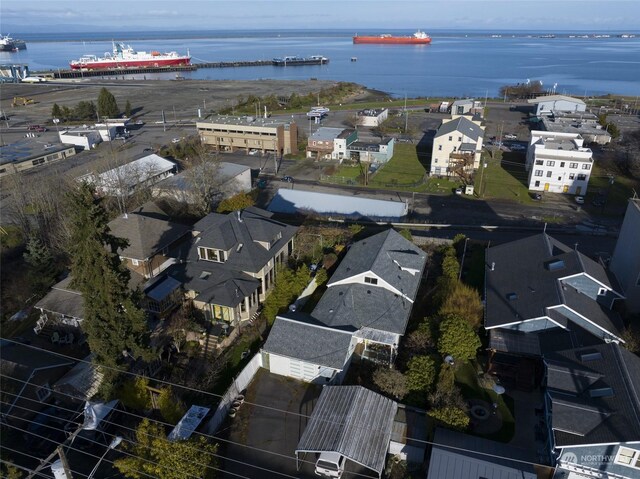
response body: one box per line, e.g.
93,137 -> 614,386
541,111 -> 612,145
197,116 -> 297,156
356,108 -> 388,127
58,128 -> 103,150
0,139 -> 76,178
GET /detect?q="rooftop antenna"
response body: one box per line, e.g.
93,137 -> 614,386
574,242 -> 579,251
491,262 -> 495,271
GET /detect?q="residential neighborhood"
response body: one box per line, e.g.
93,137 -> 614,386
2,16 -> 640,479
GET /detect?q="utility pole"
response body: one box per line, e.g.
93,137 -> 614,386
404,93 -> 408,134
57,446 -> 74,479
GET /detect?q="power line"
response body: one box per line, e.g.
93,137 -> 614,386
1,453 -> 85,479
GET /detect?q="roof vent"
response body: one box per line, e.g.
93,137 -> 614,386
237,210 -> 242,223
507,293 -> 518,301
491,262 -> 495,271
589,387 -> 614,398
199,271 -> 211,279
237,243 -> 243,252
546,259 -> 565,271
288,304 -> 297,312
580,352 -> 602,362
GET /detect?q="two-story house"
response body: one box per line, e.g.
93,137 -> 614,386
430,115 -> 484,177
169,207 -> 297,324
306,127 -> 356,160
262,229 -> 427,384
546,342 -> 640,479
525,131 -> 594,195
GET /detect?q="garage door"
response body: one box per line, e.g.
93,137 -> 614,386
289,359 -> 319,382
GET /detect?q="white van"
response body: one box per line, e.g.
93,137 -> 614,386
315,452 -> 345,478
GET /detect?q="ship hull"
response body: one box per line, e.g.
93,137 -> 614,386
353,36 -> 431,44
69,57 -> 191,70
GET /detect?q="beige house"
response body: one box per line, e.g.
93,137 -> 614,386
169,207 -> 297,325
197,116 -> 298,156
430,115 -> 485,177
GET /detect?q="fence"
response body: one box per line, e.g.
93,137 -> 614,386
203,352 -> 262,434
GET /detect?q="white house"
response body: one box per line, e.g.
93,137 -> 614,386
58,129 -> 102,150
79,154 -> 177,197
430,115 -> 484,177
356,108 -> 388,127
525,131 -> 593,195
528,95 -> 586,116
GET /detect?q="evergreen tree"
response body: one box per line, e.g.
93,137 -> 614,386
51,103 -> 63,119
24,235 -> 56,294
67,183 -> 149,385
97,87 -> 119,118
124,99 -> 132,117
437,313 -> 481,361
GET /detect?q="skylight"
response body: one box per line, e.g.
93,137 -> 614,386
589,387 -> 614,398
580,352 -> 602,362
546,259 -> 566,271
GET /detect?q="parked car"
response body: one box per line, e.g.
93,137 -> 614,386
455,187 -> 463,195
171,138 -> 180,144
504,133 -> 518,140
143,148 -> 154,152
532,193 -> 542,201
248,149 -> 259,155
282,175 -> 294,183
135,120 -> 145,125
575,196 -> 585,204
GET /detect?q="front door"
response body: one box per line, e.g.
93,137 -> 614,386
544,183 -> 550,191
563,185 -> 569,193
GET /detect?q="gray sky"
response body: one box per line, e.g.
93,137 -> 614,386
3,0 -> 640,31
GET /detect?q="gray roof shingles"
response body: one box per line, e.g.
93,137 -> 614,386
34,276 -> 85,319
434,116 -> 484,141
546,342 -> 640,446
263,314 -> 354,370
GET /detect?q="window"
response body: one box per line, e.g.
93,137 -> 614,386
448,136 -> 452,141
577,174 -> 587,181
570,162 -> 578,169
36,384 -> 51,402
569,173 -> 575,180
452,146 -> 457,152
547,160 -> 555,167
614,447 -> 640,470
546,171 -> 552,177
598,287 -> 607,296
535,181 -> 540,187
535,170 -> 543,177
535,160 -> 544,165
438,145 -> 442,151
458,136 -> 462,141
560,162 -> 565,167
364,276 -> 378,285
582,164 -> 591,170
198,247 -> 224,262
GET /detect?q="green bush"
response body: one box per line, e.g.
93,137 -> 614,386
118,377 -> 151,410
157,387 -> 187,424
428,406 -> 470,431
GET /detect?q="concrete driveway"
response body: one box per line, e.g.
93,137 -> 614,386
220,369 -> 377,479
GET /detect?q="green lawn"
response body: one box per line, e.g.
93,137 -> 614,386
455,360 -> 515,443
369,143 -> 427,189
587,163 -> 638,214
478,151 -> 535,204
332,164 -> 364,179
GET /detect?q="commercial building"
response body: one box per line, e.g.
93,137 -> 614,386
541,111 -> 612,145
610,198 -> 640,313
528,94 -> 587,116
430,115 -> 484,177
197,116 -> 297,156
450,98 -> 483,116
58,128 -> 102,150
356,108 -> 388,127
0,139 -> 76,178
525,131 -> 593,195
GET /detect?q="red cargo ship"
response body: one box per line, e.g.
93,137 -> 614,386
70,42 -> 191,70
353,30 -> 432,45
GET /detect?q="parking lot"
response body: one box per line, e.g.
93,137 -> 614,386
220,369 -> 377,479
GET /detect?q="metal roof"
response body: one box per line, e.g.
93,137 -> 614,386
268,188 -> 407,220
0,139 -> 74,166
168,405 -> 210,441
296,386 -> 397,476
310,127 -> 346,141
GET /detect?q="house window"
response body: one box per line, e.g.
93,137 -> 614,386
458,136 -> 462,141
546,171 -> 552,177
198,247 -> 224,262
535,160 -> 544,165
364,276 -> 378,285
614,447 -> 640,470
598,287 -> 607,296
577,174 -> 587,181
438,145 -> 442,151
535,170 -> 543,177
36,384 -> 51,402
560,162 -> 565,167
453,146 -> 457,152
448,136 -> 452,141
582,164 -> 591,170
570,162 -> 578,169
547,160 -> 555,167
569,173 -> 575,180
535,181 -> 540,187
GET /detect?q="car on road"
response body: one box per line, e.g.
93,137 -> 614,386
504,133 -> 518,140
281,175 -> 294,183
171,138 -> 180,144
575,196 -> 585,204
135,120 -> 145,125
455,187 -> 463,195
143,148 -> 154,152
248,149 -> 259,155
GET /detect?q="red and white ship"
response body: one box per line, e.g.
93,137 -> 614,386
69,42 -> 191,70
353,30 -> 432,45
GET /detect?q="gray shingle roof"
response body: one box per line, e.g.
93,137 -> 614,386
34,276 -> 85,320
434,116 -> 484,141
263,315 -> 354,370
188,207 -> 297,273
427,428 -> 537,479
296,386 -> 398,475
546,342 -> 640,446
485,234 -> 622,340
108,213 -> 190,260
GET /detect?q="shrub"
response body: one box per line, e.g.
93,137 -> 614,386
157,387 -> 187,424
373,367 -> 408,400
118,377 -> 151,410
438,282 -> 484,329
406,355 -> 437,393
428,406 -> 470,431
437,314 -> 481,361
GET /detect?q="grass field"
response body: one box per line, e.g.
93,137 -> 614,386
478,150 -> 536,204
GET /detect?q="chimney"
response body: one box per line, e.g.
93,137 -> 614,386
491,262 -> 495,271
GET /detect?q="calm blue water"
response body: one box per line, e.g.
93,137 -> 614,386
2,30 -> 639,98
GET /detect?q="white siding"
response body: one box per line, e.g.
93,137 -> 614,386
267,353 -> 339,384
